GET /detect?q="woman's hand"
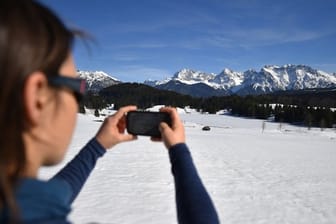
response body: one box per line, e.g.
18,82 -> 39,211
95,105 -> 137,149
152,107 -> 186,149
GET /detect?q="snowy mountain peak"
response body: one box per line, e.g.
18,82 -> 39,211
77,70 -> 121,92
222,68 -> 235,74
78,70 -> 119,82
263,65 -> 280,70
173,69 -> 215,82
214,68 -> 244,88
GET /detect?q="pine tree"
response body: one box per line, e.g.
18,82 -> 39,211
79,104 -> 85,114
94,109 -> 100,117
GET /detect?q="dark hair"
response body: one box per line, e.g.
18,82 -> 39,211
0,0 -> 75,220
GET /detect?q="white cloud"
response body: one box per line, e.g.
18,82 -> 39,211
181,28 -> 334,50
109,54 -> 140,62
227,28 -> 328,46
112,43 -> 168,50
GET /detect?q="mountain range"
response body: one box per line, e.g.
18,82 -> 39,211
144,65 -> 336,97
78,65 -> 336,97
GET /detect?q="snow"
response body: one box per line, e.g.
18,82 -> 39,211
39,112 -> 336,224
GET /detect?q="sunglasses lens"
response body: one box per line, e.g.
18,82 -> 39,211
48,75 -> 86,104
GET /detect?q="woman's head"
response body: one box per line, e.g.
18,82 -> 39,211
0,0 -> 80,216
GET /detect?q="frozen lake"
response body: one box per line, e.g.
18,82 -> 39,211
40,112 -> 336,224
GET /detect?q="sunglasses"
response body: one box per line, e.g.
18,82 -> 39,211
47,75 -> 86,103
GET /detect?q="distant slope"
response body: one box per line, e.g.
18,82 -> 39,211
156,80 -> 229,97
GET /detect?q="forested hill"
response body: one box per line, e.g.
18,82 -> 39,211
269,87 -> 336,107
99,83 -> 195,109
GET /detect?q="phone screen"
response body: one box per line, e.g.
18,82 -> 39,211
126,111 -> 171,137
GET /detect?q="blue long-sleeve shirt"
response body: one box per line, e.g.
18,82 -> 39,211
1,139 -> 219,223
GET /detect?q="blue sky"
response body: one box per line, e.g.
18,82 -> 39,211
40,0 -> 336,82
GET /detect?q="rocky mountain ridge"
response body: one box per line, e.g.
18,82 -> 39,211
145,65 -> 336,96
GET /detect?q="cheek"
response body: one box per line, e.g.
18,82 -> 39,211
60,97 -> 78,144
50,95 -> 78,161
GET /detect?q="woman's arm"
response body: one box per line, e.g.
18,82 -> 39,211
50,138 -> 106,203
169,143 -> 219,224
50,105 -> 137,203
157,107 -> 219,224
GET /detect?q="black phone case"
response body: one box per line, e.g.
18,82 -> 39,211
126,111 -> 172,137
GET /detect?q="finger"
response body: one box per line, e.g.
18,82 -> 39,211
159,106 -> 173,112
160,107 -> 180,128
121,105 -> 137,113
117,116 -> 127,132
112,105 -> 137,122
120,134 -> 137,142
159,122 -> 172,134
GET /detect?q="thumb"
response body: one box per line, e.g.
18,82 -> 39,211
111,134 -> 137,148
159,122 -> 171,135
121,134 -> 138,142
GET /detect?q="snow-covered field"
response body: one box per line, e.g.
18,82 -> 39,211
39,111 -> 336,224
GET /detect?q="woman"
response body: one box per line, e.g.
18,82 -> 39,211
0,0 -> 219,223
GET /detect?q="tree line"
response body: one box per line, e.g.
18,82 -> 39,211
80,83 -> 336,128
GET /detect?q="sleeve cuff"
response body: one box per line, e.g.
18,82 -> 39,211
88,138 -> 107,157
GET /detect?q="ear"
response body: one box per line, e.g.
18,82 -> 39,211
23,72 -> 50,126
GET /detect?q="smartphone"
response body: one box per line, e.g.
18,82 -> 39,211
126,111 -> 172,137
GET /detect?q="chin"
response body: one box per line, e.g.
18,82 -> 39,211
43,154 -> 65,166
